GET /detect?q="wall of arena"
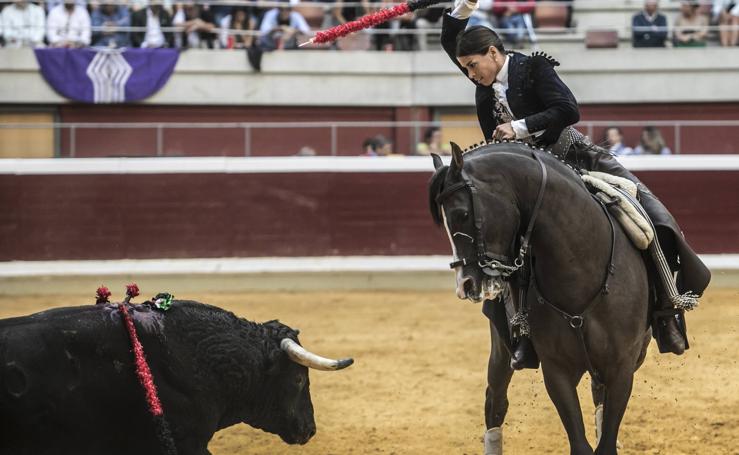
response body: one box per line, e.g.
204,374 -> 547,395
1,156 -> 737,262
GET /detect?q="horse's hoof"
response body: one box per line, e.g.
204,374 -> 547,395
484,427 -> 503,455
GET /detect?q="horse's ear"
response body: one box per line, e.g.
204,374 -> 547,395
431,153 -> 443,170
450,142 -> 464,171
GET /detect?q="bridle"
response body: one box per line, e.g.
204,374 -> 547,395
435,151 -> 548,278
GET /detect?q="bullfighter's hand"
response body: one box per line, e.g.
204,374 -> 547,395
494,122 -> 515,141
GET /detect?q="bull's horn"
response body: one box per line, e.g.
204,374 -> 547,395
280,338 -> 354,371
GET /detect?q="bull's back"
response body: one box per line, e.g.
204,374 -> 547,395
0,304 -> 162,453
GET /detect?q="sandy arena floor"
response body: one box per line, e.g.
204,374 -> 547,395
0,287 -> 736,454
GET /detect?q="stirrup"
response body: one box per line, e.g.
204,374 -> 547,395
510,336 -> 539,370
652,309 -> 689,354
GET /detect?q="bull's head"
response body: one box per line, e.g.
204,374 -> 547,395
248,320 -> 353,445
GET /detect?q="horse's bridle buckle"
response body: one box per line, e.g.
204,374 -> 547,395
569,315 -> 584,329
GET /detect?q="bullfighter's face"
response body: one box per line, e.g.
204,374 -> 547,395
457,46 -> 504,87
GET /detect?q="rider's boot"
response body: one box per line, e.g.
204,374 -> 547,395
510,335 -> 538,370
652,290 -> 689,355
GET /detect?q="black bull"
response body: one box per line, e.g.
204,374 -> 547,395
0,300 -> 352,455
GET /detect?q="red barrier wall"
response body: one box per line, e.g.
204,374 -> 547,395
1,169 -> 736,261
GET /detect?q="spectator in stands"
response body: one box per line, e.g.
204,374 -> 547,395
173,4 -> 217,49
415,127 -> 452,155
492,0 -> 535,46
632,0 -> 668,47
91,3 -> 131,48
258,6 -> 311,51
604,126 -> 634,156
467,0 -> 494,30
323,0 -> 368,30
674,1 -> 708,47
45,0 -> 85,12
634,126 -> 672,155
47,1 -> 91,47
714,0 -> 739,46
360,136 -> 379,156
130,4 -> 174,48
1,0 -> 46,48
219,6 -> 257,49
415,5 -> 444,51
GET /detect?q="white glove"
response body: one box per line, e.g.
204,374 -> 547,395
451,0 -> 479,20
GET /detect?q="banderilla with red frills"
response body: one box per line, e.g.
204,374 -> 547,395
300,0 -> 447,46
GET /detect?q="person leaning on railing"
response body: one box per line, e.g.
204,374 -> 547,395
1,0 -> 46,48
673,1 -> 708,47
130,4 -> 175,48
632,0 -> 668,48
47,0 -> 91,47
91,2 -> 131,48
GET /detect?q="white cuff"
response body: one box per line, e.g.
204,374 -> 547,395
512,119 -> 530,139
451,0 -> 478,20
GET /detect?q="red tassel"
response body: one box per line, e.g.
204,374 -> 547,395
119,303 -> 163,416
312,3 -> 411,44
126,283 -> 140,300
95,286 -> 111,305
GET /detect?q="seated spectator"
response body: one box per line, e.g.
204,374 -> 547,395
415,127 -> 451,156
634,126 -> 672,155
492,0 -> 534,46
173,3 -> 217,49
360,136 -> 379,156
1,0 -> 46,48
714,0 -> 739,46
604,126 -> 634,156
47,1 -> 91,47
91,3 -> 131,48
130,4 -> 174,48
258,6 -> 311,51
219,7 -> 257,49
632,0 -> 668,48
674,1 -> 708,47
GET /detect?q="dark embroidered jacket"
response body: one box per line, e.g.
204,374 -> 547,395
440,12 -> 580,146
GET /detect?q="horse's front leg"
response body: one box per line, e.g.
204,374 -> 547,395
541,362 -> 593,455
484,317 -> 514,455
593,367 -> 635,455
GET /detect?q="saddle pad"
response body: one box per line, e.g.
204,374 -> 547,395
587,171 -> 638,198
582,174 -> 654,250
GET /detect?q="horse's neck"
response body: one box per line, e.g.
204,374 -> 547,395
521,164 -> 612,306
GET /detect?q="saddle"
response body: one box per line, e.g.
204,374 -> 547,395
581,171 -> 654,250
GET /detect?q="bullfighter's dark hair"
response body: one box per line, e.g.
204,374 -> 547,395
456,26 -> 505,57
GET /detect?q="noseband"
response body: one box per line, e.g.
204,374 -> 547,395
435,152 -> 548,277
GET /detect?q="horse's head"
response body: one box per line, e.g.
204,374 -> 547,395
429,143 -> 521,303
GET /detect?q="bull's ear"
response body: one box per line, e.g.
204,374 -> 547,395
431,153 -> 443,170
450,142 -> 464,171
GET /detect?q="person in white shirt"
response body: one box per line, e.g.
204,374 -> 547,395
46,1 -> 91,47
1,0 -> 46,48
258,6 -> 311,51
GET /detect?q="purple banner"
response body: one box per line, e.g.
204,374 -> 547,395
34,48 -> 179,103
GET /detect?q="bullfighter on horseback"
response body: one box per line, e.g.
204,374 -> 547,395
439,0 -> 711,367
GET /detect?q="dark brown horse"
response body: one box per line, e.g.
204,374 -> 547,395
429,142 -> 652,455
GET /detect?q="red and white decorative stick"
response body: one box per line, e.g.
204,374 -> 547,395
300,0 -> 445,46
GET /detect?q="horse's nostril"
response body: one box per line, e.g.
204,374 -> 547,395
464,278 -> 474,295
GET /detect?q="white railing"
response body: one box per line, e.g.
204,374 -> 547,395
2,119 -> 739,156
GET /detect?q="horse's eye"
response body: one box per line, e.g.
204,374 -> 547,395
462,211 -> 469,220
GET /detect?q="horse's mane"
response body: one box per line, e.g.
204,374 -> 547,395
427,141 -> 591,227
461,141 -> 590,193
